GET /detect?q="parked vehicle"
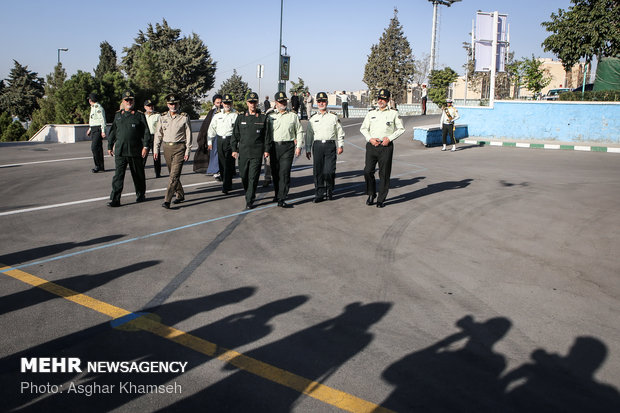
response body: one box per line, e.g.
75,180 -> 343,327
572,83 -> 594,92
543,88 -> 571,100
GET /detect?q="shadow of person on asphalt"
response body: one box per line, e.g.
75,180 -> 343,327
501,336 -> 620,412
0,234 -> 125,266
385,178 -> 473,206
160,301 -> 392,412
375,315 -> 512,413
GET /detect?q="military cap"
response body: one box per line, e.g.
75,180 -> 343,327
88,93 -> 98,102
316,92 -> 328,102
222,94 -> 233,104
246,92 -> 259,102
165,93 -> 179,104
122,90 -> 135,100
144,99 -> 153,106
446,98 -> 453,103
274,91 -> 288,102
377,89 -> 391,100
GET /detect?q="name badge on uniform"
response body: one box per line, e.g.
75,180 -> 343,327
241,122 -> 247,125
131,124 -> 136,128
371,117 -> 376,119
256,130 -> 261,133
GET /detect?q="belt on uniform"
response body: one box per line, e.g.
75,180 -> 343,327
164,141 -> 185,145
218,135 -> 231,139
314,140 -> 335,144
274,140 -> 294,145
90,125 -> 101,130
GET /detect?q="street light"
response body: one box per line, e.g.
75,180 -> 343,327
427,0 -> 461,73
57,48 -> 68,64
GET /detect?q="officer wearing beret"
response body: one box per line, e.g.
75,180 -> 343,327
208,94 -> 238,194
143,99 -> 161,178
360,88 -> 405,208
106,90 -> 150,207
87,93 -> 106,173
154,94 -> 193,209
306,92 -> 345,203
267,91 -> 304,208
231,92 -> 271,210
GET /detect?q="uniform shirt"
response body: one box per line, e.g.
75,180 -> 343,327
154,111 -> 193,157
268,110 -> 304,148
360,108 -> 405,142
421,88 -> 428,98
107,110 -> 150,157
440,106 -> 459,125
305,111 -> 345,151
145,111 -> 161,135
231,111 -> 271,158
89,103 -> 106,130
207,110 -> 238,145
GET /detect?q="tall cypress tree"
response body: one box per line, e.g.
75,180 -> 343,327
363,8 -> 415,103
94,41 -> 119,79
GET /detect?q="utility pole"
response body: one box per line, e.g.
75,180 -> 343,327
428,0 -> 461,73
57,48 -> 68,64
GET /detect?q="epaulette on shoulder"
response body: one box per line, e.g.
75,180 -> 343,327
180,112 -> 188,117
137,110 -> 144,114
162,111 -> 169,116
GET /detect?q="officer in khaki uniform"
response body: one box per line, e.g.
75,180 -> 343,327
154,94 -> 193,209
106,90 -> 150,207
306,92 -> 344,203
143,99 -> 162,178
208,94 -> 238,194
267,91 -> 304,208
87,93 -> 106,173
360,88 -> 405,208
231,92 -> 271,210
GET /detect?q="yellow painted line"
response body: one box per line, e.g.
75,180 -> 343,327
1,265 -> 393,413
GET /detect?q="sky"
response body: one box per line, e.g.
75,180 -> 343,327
0,0 -> 574,98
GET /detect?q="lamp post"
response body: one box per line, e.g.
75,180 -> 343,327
57,48 -> 68,64
278,0 -> 285,93
427,0 -> 461,73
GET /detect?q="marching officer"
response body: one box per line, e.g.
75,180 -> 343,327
360,88 -> 405,208
87,93 -> 106,173
208,94 -> 238,194
268,91 -> 304,208
231,92 -> 271,210
143,99 -> 161,178
440,98 -> 460,151
154,94 -> 193,209
106,90 -> 150,207
305,91 -> 344,203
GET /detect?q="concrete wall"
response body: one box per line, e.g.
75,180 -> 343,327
458,101 -> 620,143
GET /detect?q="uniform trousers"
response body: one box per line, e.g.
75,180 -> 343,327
110,155 -> 146,203
143,133 -> 162,177
238,155 -> 263,205
90,126 -> 105,171
342,102 -> 349,118
269,141 -> 295,201
312,140 -> 337,199
217,135 -> 235,192
442,123 -> 456,145
364,141 -> 394,204
163,143 -> 186,202
422,96 -> 427,115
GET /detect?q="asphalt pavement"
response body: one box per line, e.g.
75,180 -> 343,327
1,115 -> 619,412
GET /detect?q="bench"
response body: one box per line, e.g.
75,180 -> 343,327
413,124 -> 469,146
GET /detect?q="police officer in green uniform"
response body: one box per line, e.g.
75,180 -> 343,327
208,94 -> 238,194
106,90 -> 150,207
306,92 -> 345,203
231,92 -> 271,210
360,88 -> 405,208
87,93 -> 106,173
143,99 -> 161,178
268,91 -> 304,208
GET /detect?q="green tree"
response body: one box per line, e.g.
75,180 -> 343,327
0,60 -> 45,120
0,111 -> 11,137
521,55 -> 552,96
542,0 -> 620,71
54,71 -> 98,124
122,19 -> 216,117
27,63 -> 67,136
363,8 -> 415,103
97,71 -> 130,121
94,41 -> 120,80
217,70 -> 250,112
1,119 -> 28,142
428,67 -> 458,107
289,77 -> 309,96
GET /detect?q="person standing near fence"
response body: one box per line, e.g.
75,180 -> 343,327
87,93 -> 106,173
440,99 -> 459,152
421,84 -> 428,115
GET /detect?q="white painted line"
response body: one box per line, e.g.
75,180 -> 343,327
0,180 -> 219,217
0,156 -> 99,168
490,141 -> 503,146
516,143 -> 530,148
544,144 -> 561,150
463,139 -> 478,144
607,147 -> 620,153
574,146 -> 591,151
